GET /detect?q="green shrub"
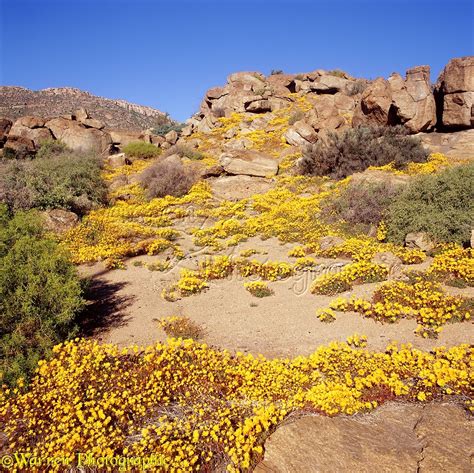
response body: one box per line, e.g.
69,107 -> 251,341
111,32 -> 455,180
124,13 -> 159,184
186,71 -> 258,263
322,180 -> 401,228
270,69 -> 284,75
152,123 -> 185,137
122,141 -> 161,159
299,126 -> 428,179
35,139 -> 69,159
386,163 -> 474,245
0,144 -> 107,216
0,206 -> 84,386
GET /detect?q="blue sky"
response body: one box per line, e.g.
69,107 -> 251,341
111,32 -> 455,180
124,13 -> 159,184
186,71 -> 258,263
1,0 -> 473,121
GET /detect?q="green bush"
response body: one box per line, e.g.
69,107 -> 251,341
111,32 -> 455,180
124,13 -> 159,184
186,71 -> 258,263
0,142 -> 107,215
152,123 -> 185,137
0,206 -> 84,386
35,139 -> 69,159
122,141 -> 161,159
386,163 -> 474,245
299,126 -> 428,179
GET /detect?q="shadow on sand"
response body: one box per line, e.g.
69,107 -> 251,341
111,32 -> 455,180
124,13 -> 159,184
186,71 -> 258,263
78,276 -> 135,337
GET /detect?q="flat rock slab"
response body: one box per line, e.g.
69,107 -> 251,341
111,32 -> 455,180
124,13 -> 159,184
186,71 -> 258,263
255,402 -> 473,473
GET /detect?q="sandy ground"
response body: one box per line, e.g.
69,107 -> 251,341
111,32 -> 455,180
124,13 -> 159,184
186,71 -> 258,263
79,236 -> 474,358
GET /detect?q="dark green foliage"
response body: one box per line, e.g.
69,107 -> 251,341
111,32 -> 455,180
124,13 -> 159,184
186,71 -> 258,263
0,141 -> 107,216
322,180 -> 401,231
122,141 -> 161,159
299,126 -> 429,179
270,69 -> 284,75
386,163 -> 474,245
0,207 -> 84,386
152,122 -> 185,136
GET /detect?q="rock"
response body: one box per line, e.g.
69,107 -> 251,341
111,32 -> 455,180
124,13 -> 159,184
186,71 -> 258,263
206,87 -> 227,100
199,164 -> 224,179
0,118 -> 13,146
437,56 -> 474,94
255,402 -> 472,473
3,135 -> 36,157
14,116 -> 46,128
41,209 -> 79,233
285,121 -> 318,147
310,74 -> 350,94
416,129 -> 474,161
224,137 -> 253,150
109,130 -> 145,146
405,232 -> 435,252
318,236 -> 344,251
245,99 -> 272,113
307,95 -> 347,131
219,150 -> 278,177
180,125 -> 194,137
353,78 -> 394,127
107,153 -> 129,168
436,56 -> 474,129
228,71 -> 266,87
164,130 -> 178,145
150,134 -> 165,146
372,251 -> 404,280
46,117 -> 112,154
389,66 -> 436,133
442,92 -> 474,128
471,229 -> 474,248
8,121 -> 53,149
80,118 -> 104,129
74,107 -> 89,121
210,175 -> 273,200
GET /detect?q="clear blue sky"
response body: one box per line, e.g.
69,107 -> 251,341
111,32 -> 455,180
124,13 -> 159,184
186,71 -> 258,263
1,0 -> 473,121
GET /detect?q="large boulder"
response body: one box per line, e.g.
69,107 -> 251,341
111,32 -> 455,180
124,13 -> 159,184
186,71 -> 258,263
219,150 -> 278,177
46,117 -> 112,154
8,118 -> 53,149
353,78 -> 394,127
285,120 -> 318,147
310,74 -> 350,94
210,175 -> 273,200
41,209 -> 79,234
389,66 -> 436,133
436,56 -> 474,129
109,130 -> 146,146
405,232 -> 435,252
255,403 -> 472,473
3,135 -> 36,158
0,118 -> 12,146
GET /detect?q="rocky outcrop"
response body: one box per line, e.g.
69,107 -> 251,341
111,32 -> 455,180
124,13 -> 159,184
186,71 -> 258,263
405,232 -> 435,252
0,86 -> 170,131
354,66 -> 436,132
219,150 -> 279,177
46,117 -> 112,154
436,56 -> 474,129
255,402 -> 473,473
389,66 -> 436,133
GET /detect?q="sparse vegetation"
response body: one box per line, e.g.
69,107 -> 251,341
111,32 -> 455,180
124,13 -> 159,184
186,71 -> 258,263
139,158 -> 197,199
0,142 -> 107,215
347,79 -> 368,96
159,315 -> 205,340
163,143 -> 204,160
0,206 -> 84,386
122,141 -> 161,159
270,69 -> 284,75
322,180 -> 401,228
298,126 -> 429,179
244,281 -> 273,297
386,163 -> 474,245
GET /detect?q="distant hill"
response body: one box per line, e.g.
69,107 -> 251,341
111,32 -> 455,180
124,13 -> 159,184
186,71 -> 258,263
0,86 -> 171,131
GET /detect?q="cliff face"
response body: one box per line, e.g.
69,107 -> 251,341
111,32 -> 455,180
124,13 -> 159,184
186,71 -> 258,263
0,86 -> 170,131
